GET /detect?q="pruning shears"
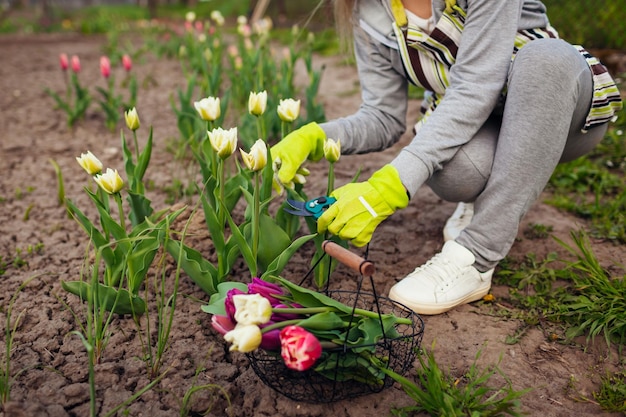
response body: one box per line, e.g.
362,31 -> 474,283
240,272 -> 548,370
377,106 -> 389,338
284,196 -> 336,219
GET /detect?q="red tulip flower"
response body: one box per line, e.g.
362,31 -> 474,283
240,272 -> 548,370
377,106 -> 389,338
279,326 -> 322,371
70,55 -> 81,73
122,54 -> 132,72
100,56 -> 111,78
59,53 -> 69,71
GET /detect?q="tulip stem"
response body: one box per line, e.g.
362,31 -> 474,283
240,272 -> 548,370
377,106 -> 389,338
252,172 -> 260,274
114,193 -> 126,232
132,130 -> 139,162
268,306 -> 413,326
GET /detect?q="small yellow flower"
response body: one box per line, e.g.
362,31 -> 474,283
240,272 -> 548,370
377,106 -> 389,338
240,139 -> 267,172
248,91 -> 267,116
124,107 -> 140,131
194,96 -> 221,122
76,151 -> 103,175
482,293 -> 495,302
208,127 -> 238,159
224,324 -> 262,352
323,138 -> 341,163
94,168 -> 124,194
277,98 -> 301,123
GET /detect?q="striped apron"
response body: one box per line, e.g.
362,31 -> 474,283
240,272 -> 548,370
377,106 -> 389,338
390,0 -> 623,132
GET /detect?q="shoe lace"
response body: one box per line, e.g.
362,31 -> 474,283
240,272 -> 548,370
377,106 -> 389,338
412,253 -> 462,288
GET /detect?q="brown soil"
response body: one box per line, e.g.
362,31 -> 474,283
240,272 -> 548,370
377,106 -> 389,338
0,32 -> 624,417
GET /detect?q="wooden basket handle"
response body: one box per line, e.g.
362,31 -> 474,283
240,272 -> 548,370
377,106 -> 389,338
322,240 -> 375,276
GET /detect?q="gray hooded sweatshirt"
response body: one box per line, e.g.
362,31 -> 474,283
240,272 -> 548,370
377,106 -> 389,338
319,0 -> 552,197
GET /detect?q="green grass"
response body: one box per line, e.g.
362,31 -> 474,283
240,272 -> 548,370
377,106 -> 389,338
595,371 -> 626,413
543,0 -> 626,49
390,344 -> 530,417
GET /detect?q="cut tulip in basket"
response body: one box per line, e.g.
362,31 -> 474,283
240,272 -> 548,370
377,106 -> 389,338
204,240 -> 425,403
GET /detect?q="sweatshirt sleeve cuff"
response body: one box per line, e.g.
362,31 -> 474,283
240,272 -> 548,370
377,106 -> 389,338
390,150 -> 431,198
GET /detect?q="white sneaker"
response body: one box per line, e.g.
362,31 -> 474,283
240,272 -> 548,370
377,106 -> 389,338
388,241 -> 493,315
443,202 -> 474,241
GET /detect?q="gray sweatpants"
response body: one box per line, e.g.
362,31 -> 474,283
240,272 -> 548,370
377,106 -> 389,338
426,38 -> 608,271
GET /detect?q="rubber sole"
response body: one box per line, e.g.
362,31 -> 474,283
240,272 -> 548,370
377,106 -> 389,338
388,284 -> 490,316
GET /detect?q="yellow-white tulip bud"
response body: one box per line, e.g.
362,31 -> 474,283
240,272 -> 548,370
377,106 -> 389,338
232,294 -> 272,325
76,151 -> 103,175
224,324 -> 262,352
323,138 -> 341,163
210,10 -> 225,26
124,107 -> 140,131
248,91 -> 267,116
185,11 -> 196,22
194,96 -> 221,122
240,139 -> 267,172
277,98 -> 301,122
208,127 -> 238,159
94,168 -> 124,194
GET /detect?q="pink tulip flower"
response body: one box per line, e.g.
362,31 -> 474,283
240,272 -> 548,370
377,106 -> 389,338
100,56 -> 111,78
211,315 -> 236,336
122,54 -> 132,72
279,326 -> 322,371
70,55 -> 81,73
59,53 -> 69,71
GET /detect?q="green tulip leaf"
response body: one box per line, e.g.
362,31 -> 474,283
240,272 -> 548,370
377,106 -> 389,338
126,233 -> 159,294
62,280 -> 146,315
127,190 -> 154,227
165,239 -> 219,295
261,233 -> 316,280
254,213 -> 292,272
298,312 -> 345,330
201,281 -> 249,316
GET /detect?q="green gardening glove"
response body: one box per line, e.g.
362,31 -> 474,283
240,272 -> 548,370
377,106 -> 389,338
271,122 -> 326,186
317,165 -> 409,247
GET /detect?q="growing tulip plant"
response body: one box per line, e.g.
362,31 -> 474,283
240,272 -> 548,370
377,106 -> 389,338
204,277 -> 413,383
166,92 -> 317,296
64,107 -> 184,317
96,54 -> 138,132
45,54 -> 91,128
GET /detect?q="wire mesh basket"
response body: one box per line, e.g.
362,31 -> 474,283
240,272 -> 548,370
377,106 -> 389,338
246,241 -> 425,403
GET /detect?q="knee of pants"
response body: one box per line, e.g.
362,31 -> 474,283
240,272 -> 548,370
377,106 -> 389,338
514,38 -> 588,82
427,120 -> 498,202
427,148 -> 491,202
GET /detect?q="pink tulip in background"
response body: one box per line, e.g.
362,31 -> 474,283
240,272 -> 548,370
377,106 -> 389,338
122,54 -> 132,72
100,56 -> 111,78
70,55 -> 80,73
279,325 -> 322,371
59,53 -> 69,71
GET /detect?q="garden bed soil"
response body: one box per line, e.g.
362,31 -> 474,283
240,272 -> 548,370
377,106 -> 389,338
0,33 -> 624,417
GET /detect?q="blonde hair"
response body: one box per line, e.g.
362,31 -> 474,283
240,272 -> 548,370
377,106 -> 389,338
333,0 -> 357,51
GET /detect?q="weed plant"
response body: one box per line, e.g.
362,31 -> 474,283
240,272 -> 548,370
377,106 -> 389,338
552,231 -> 626,350
594,371 -> 626,413
1,277 -> 37,404
388,344 -> 530,417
